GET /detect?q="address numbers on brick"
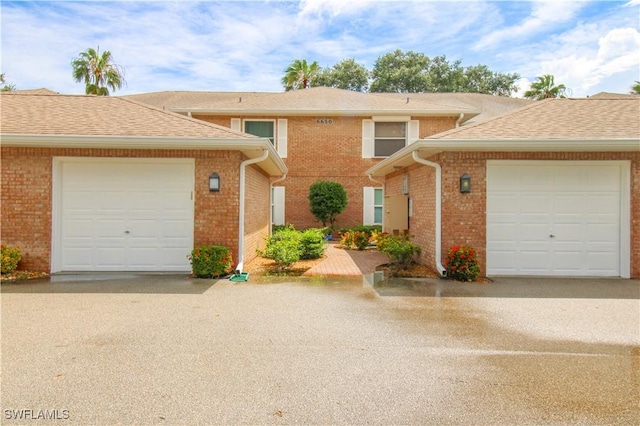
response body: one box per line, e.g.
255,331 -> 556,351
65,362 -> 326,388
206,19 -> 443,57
316,119 -> 333,124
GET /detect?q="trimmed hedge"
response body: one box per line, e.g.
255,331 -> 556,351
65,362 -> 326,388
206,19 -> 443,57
189,245 -> 234,278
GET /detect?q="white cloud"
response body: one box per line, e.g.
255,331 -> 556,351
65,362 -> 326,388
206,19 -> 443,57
474,0 -> 586,50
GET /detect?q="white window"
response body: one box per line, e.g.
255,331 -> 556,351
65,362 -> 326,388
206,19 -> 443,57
363,187 -> 383,225
362,118 -> 419,158
374,122 -> 406,157
272,186 -> 285,226
233,118 -> 288,158
244,120 -> 275,144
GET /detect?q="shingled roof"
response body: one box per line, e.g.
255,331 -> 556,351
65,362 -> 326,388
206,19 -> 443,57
431,97 -> 640,140
0,90 -> 252,138
125,86 -> 480,120
1,90 -> 287,175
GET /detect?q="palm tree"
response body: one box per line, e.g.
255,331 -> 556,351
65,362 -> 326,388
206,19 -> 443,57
71,47 -> 125,95
631,81 -> 640,94
524,74 -> 568,100
281,59 -> 320,91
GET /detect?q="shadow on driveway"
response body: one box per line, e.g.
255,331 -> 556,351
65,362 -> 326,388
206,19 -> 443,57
0,273 -> 218,294
368,273 -> 640,299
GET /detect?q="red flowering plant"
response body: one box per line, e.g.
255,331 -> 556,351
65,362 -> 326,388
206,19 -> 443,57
444,246 -> 481,282
188,245 -> 234,278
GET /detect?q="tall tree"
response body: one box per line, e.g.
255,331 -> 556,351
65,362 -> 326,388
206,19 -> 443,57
281,59 -> 320,91
370,50 -> 431,93
524,74 -> 568,100
369,50 -> 519,96
314,58 -> 369,92
0,72 -> 16,91
71,47 -> 125,95
631,81 -> 640,94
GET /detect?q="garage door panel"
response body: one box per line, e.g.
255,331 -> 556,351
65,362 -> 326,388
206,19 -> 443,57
487,162 -> 622,277
56,159 -> 194,272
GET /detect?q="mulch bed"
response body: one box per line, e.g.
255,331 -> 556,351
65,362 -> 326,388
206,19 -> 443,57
1,271 -> 50,282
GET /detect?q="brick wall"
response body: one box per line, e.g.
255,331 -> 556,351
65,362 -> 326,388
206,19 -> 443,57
0,147 -> 272,273
243,164 -> 270,265
194,114 -> 458,230
384,151 -> 640,278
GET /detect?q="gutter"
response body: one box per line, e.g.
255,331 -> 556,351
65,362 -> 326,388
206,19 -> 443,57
455,113 -> 464,128
411,151 -> 447,277
235,149 -> 270,275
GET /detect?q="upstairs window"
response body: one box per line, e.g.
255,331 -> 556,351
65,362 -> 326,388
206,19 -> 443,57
244,120 -> 275,145
374,122 -> 406,157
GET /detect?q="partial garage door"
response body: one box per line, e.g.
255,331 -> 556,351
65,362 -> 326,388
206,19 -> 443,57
53,158 -> 194,272
486,161 -> 626,277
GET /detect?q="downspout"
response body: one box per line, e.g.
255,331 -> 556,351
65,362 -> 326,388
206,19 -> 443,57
236,149 -> 270,275
411,151 -> 447,277
455,113 -> 464,128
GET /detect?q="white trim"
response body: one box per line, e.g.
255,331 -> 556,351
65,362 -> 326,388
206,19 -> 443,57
372,115 -> 411,122
272,186 -> 286,226
362,119 -> 373,158
51,157 -> 195,273
486,160 -> 631,278
230,118 -> 241,131
408,120 -> 419,144
277,119 -> 288,158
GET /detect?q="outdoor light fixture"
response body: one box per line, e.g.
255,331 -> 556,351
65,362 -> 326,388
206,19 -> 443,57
209,173 -> 220,192
460,173 -> 471,193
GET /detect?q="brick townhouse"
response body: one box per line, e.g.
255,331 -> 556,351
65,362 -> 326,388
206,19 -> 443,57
126,87 -> 530,231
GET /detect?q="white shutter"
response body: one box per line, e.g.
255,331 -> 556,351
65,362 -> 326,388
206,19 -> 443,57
408,120 -> 419,144
362,119 -> 373,158
272,186 -> 285,226
230,118 -> 241,132
363,187 -> 375,225
277,119 -> 288,158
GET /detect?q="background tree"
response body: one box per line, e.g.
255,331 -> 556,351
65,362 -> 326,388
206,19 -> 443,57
308,181 -> 348,230
314,58 -> 369,92
1,72 -> 16,91
368,50 -> 519,95
524,74 -> 568,100
281,59 -> 320,91
631,81 -> 640,94
369,50 -> 431,93
71,47 -> 125,95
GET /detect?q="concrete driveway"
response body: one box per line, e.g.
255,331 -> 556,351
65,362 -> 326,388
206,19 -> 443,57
2,274 -> 639,425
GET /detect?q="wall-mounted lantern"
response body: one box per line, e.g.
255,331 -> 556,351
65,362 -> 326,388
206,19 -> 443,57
460,173 -> 471,193
209,173 -> 220,192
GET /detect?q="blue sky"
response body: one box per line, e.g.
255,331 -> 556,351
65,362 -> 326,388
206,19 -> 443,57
1,0 -> 639,97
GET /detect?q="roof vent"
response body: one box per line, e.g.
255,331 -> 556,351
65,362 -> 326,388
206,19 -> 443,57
238,97 -> 242,103
406,97 -> 410,104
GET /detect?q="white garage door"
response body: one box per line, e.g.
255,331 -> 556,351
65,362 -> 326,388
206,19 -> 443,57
53,158 -> 194,272
487,161 -> 627,277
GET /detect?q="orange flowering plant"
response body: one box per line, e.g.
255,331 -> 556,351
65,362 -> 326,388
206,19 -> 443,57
444,246 -> 480,282
188,246 -> 234,278
1,244 -> 22,274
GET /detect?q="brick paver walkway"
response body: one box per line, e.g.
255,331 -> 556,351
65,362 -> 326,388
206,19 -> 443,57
303,242 -> 389,276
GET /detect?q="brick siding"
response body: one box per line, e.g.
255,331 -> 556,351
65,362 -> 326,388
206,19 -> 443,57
1,147 -> 271,272
195,114 -> 458,230
385,151 -> 640,278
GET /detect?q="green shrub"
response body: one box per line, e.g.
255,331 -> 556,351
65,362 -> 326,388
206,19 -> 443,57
1,245 -> 22,274
340,230 -> 370,250
444,246 -> 481,282
300,228 -> 325,259
264,238 -> 302,270
352,225 -> 382,238
189,246 -> 234,278
377,234 -> 421,270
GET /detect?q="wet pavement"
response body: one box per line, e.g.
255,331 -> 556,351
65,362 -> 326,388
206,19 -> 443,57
2,273 -> 639,425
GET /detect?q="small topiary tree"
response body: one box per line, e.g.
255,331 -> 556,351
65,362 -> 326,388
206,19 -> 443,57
308,181 -> 348,230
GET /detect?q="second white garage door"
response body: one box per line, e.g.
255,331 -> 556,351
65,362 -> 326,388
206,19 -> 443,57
53,158 -> 194,272
486,161 -> 627,277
